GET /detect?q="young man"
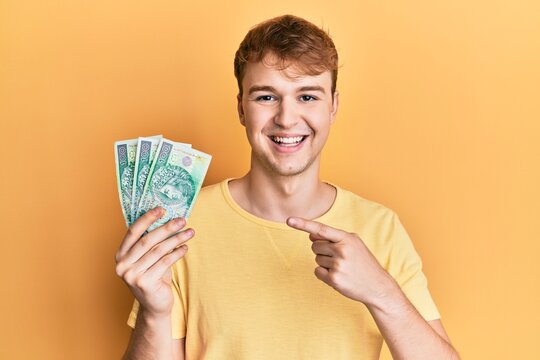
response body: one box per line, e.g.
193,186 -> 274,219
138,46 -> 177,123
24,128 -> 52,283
116,15 -> 460,360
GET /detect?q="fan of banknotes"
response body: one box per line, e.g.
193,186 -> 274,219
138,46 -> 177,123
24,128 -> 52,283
114,135 -> 211,231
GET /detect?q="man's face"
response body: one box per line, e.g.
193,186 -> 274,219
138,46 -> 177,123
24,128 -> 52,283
238,56 -> 339,177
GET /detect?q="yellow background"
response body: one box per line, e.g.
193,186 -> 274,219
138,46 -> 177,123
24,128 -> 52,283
1,1 -> 538,359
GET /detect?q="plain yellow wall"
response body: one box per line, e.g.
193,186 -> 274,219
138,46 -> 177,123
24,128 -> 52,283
1,1 -> 539,359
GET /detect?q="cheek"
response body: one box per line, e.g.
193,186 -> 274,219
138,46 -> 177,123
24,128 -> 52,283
245,107 -> 275,130
246,105 -> 275,120
243,120 -> 267,146
306,112 -> 332,134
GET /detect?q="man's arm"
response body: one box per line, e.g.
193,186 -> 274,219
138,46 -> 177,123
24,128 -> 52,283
122,312 -> 185,360
115,208 -> 193,360
286,217 -> 460,360
428,319 -> 453,344
367,280 -> 459,360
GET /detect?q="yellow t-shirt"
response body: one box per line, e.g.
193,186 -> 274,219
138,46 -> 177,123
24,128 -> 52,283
127,179 -> 440,359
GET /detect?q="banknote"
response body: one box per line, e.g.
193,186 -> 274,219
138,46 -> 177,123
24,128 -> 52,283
130,136 -> 191,221
136,138 -> 212,231
114,139 -> 138,226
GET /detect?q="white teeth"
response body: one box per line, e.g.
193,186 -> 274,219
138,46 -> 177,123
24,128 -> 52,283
271,136 -> 304,144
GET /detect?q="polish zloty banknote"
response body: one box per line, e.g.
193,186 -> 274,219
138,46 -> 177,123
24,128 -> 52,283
137,138 -> 212,232
114,139 -> 138,226
130,136 -> 191,222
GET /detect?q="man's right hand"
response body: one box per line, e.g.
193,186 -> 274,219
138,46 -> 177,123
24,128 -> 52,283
115,207 -> 194,317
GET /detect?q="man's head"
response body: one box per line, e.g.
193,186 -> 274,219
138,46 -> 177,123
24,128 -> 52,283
234,14 -> 339,98
234,15 -> 340,177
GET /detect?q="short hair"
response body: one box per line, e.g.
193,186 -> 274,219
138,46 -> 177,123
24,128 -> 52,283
234,14 -> 339,96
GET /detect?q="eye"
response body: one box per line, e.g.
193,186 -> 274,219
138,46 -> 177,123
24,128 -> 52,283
256,95 -> 276,102
299,95 -> 317,102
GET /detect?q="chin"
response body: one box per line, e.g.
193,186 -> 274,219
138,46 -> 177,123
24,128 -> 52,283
266,160 -> 314,177
252,148 -> 320,177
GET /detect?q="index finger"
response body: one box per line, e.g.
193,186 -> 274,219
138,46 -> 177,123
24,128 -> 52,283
286,217 -> 346,243
116,207 -> 165,260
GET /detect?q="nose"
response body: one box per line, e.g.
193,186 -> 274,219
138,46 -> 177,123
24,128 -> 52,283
273,97 -> 300,128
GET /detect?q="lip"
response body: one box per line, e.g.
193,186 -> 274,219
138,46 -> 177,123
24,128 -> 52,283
267,135 -> 308,153
268,133 -> 310,137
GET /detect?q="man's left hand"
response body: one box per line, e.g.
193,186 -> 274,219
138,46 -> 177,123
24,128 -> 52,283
286,217 -> 398,307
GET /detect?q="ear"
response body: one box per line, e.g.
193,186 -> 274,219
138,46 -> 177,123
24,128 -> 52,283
237,94 -> 246,126
330,90 -> 339,124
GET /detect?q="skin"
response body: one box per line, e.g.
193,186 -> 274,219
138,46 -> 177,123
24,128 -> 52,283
232,54 -> 460,359
117,53 -> 460,359
230,58 -> 339,223
116,208 -> 190,359
285,217 -> 459,359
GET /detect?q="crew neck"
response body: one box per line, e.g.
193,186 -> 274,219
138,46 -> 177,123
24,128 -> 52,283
220,178 -> 342,230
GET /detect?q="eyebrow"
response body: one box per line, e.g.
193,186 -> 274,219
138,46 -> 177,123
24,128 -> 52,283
248,85 -> 276,95
248,85 -> 326,95
297,86 -> 326,94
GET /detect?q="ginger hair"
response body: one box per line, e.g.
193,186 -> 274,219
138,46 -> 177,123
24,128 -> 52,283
234,15 -> 339,96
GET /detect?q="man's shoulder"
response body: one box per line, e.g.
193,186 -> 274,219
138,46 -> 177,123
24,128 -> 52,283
189,179 -> 229,218
334,184 -> 397,218
199,180 -> 224,197
331,185 -> 402,250
192,179 -> 227,206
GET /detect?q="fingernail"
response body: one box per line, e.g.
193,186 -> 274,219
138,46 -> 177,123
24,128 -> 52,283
287,218 -> 297,226
185,229 -> 194,237
174,217 -> 185,225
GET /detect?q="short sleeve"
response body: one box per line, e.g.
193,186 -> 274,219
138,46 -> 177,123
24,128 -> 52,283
126,260 -> 188,339
386,212 -> 441,321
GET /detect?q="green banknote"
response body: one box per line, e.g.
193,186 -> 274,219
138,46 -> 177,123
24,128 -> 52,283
136,138 -> 212,231
130,136 -> 191,222
114,139 -> 138,226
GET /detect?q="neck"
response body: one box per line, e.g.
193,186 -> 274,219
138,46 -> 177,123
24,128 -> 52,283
228,157 -> 336,223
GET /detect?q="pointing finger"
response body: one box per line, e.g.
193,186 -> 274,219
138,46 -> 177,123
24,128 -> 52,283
286,217 -> 347,243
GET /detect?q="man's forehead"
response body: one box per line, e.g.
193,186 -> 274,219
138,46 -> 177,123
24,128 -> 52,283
243,60 -> 332,91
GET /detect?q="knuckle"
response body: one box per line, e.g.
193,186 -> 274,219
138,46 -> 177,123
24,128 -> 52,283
172,235 -> 184,247
115,263 -> 124,277
171,231 -> 189,244
317,225 -> 328,237
334,245 -> 345,257
146,208 -> 158,219
134,276 -> 148,289
164,249 -> 184,266
139,235 -> 151,249
126,226 -> 136,238
328,272 -> 338,284
180,229 -> 194,240
151,243 -> 166,256
162,254 -> 175,267
123,269 -> 136,284
167,220 -> 180,231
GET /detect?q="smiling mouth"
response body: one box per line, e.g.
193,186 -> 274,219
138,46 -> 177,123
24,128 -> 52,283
269,135 -> 308,146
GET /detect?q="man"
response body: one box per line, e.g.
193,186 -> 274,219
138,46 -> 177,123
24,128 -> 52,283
116,14 -> 460,359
